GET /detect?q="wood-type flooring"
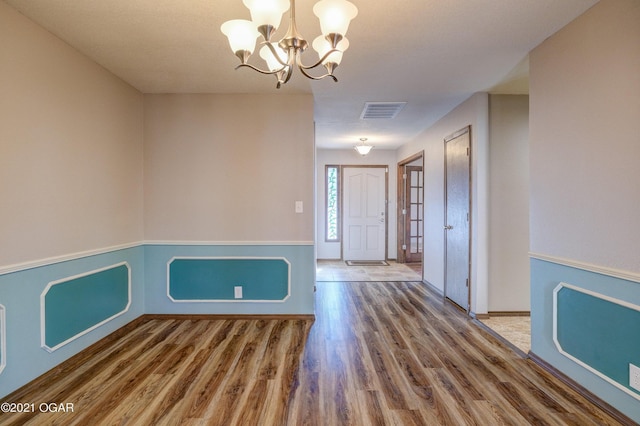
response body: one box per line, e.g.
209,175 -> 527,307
0,281 -> 627,425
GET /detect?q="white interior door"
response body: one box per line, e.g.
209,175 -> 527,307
343,167 -> 387,261
444,128 -> 471,310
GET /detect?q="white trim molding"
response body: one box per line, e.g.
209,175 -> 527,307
0,304 -> 6,375
166,256 -> 291,303
0,242 -> 142,276
147,240 -> 314,246
553,282 -> 640,401
0,241 -> 314,276
40,262 -> 132,353
530,252 -> 640,284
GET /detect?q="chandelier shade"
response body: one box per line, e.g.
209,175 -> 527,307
313,0 -> 358,38
313,36 -> 349,65
260,43 -> 288,71
221,0 -> 358,88
220,19 -> 259,55
242,0 -> 289,30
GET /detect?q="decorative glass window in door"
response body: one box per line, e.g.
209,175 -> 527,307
325,165 -> 340,241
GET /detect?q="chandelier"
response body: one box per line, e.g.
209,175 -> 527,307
221,0 -> 358,88
354,138 -> 373,156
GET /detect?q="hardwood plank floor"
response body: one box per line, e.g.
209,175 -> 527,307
0,281 -> 627,425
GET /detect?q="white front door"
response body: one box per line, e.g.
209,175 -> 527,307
343,167 -> 387,261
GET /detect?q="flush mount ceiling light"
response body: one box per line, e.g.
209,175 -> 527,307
221,0 -> 358,88
354,138 -> 373,156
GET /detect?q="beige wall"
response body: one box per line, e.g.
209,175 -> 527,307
143,94 -> 315,242
397,92 -> 490,314
488,95 -> 530,312
0,2 -> 144,268
529,0 -> 640,272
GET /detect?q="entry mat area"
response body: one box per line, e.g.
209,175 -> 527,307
317,260 -> 421,282
345,260 -> 389,266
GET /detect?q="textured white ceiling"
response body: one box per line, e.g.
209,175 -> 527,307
4,0 -> 598,148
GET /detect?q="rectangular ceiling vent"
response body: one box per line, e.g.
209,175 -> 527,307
360,102 -> 407,120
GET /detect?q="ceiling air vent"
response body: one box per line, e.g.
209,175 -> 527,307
360,102 -> 407,120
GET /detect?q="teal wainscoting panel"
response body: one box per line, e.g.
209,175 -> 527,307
0,304 -> 5,375
168,257 -> 290,302
554,282 -> 640,400
41,262 -> 131,351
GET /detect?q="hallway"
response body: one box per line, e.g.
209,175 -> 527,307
317,261 -> 532,355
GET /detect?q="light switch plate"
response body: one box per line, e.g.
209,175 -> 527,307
295,201 -> 303,213
234,286 -> 243,299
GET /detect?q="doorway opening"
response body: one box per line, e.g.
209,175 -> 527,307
317,160 -> 421,282
397,151 -> 424,279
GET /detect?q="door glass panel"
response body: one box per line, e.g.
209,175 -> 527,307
401,164 -> 424,263
410,237 -> 418,253
326,165 -> 340,241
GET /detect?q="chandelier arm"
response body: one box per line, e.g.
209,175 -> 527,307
295,51 -> 337,82
297,48 -> 341,70
282,65 -> 294,84
297,63 -> 338,82
235,62 -> 288,76
263,42 -> 291,68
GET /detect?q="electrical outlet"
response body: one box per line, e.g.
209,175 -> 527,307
234,286 -> 243,299
630,363 -> 640,392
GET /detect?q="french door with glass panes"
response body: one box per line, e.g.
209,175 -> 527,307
402,165 -> 423,262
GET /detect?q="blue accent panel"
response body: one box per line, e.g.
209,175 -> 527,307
0,246 -> 144,400
556,286 -> 640,396
145,244 -> 314,315
0,243 -> 310,399
0,304 -> 5,375
44,264 -> 130,349
169,258 -> 288,301
531,258 -> 640,422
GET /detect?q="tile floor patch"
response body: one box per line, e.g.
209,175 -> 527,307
317,260 -> 421,282
481,316 -> 531,353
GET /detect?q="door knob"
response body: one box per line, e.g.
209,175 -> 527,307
444,225 -> 453,230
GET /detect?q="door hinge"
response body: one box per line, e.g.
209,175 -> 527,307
466,278 -> 469,287
466,147 -> 470,156
467,212 -> 469,221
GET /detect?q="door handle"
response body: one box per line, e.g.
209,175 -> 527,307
444,225 -> 453,230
